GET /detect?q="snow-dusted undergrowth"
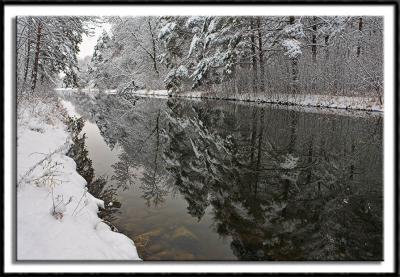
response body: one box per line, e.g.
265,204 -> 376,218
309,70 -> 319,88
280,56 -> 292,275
17,97 -> 140,260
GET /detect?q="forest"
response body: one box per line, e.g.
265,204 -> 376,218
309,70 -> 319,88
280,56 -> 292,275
17,16 -> 383,104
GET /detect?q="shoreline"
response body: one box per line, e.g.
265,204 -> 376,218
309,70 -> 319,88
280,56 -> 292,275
17,97 -> 141,260
131,90 -> 383,113
56,88 -> 383,113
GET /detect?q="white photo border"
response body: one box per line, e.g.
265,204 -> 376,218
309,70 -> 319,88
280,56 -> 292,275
3,2 -> 398,274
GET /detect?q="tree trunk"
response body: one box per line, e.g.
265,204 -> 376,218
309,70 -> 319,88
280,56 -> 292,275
23,37 -> 31,86
287,111 -> 298,152
312,16 -> 317,63
31,22 -> 42,93
349,143 -> 355,181
147,18 -> 159,75
357,17 -> 363,57
257,18 -> 265,92
311,17 -> 318,92
289,16 -> 299,94
250,19 -> 258,93
254,108 -> 265,193
306,137 -> 314,184
324,35 -> 330,60
249,107 -> 258,165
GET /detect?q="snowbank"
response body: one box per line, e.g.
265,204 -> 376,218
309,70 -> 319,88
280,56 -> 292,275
17,99 -> 140,260
127,90 -> 383,112
55,88 -> 117,95
131,89 -> 170,98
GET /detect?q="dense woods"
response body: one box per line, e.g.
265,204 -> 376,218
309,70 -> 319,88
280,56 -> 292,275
17,16 -> 90,95
86,16 -> 383,100
17,16 -> 383,102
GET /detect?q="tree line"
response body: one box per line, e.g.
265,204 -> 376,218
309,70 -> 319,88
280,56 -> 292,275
17,16 -> 383,101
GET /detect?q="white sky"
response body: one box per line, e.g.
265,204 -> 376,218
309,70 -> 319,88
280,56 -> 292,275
78,22 -> 112,60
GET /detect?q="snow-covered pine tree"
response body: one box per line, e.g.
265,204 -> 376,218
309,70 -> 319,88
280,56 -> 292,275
159,16 -> 247,92
88,30 -> 112,91
17,16 -> 88,94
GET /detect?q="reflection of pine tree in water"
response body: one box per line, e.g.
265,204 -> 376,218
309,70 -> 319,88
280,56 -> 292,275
65,116 -> 122,225
208,106 -> 298,260
139,109 -> 170,207
162,99 -> 246,220
62,94 -> 382,260
63,92 -> 138,149
87,177 -> 121,224
162,100 -> 210,220
66,116 -> 94,183
111,152 -> 137,190
162,100 -> 382,260
64,94 -> 172,209
111,147 -> 169,207
100,101 -> 170,207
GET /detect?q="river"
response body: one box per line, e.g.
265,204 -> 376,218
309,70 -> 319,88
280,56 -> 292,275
60,92 -> 383,261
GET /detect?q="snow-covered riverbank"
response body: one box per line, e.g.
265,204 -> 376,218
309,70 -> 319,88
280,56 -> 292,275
17,98 -> 140,260
129,90 -> 383,112
55,88 -> 383,113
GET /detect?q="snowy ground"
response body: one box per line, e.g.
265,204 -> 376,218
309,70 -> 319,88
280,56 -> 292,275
128,90 -> 383,112
17,98 -> 140,260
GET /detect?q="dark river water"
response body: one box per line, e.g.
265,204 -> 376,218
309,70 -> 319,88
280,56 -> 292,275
61,93 -> 383,261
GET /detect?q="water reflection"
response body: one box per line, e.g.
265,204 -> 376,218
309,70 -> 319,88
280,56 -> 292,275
61,92 -> 383,261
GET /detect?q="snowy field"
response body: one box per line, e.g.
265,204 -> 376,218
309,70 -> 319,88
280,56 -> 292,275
17,99 -> 140,260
